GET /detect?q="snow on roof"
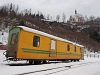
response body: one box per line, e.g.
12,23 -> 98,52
17,26 -> 84,47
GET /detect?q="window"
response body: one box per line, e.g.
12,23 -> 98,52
11,33 -> 16,44
33,36 -> 40,47
50,40 -> 56,50
15,33 -> 19,43
67,44 -> 70,51
80,48 -> 82,53
74,46 -> 76,52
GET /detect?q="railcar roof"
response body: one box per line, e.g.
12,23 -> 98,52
17,26 -> 84,47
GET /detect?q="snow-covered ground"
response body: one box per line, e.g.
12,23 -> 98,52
0,31 -> 8,45
0,50 -> 100,75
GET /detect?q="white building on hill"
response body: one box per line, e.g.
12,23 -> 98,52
67,10 -> 85,25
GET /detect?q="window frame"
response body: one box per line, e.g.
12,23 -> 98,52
33,35 -> 40,47
74,45 -> 76,52
50,39 -> 56,50
80,47 -> 82,53
67,44 -> 70,51
10,33 -> 17,45
15,32 -> 19,43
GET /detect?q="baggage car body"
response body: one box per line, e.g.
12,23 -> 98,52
6,26 -> 84,64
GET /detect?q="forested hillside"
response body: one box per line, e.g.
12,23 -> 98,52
0,3 -> 100,52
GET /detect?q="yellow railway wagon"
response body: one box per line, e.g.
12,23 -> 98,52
6,26 -> 84,64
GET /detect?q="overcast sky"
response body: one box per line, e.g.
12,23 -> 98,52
0,0 -> 100,21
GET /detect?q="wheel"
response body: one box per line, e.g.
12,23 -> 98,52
42,60 -> 47,64
34,61 -> 41,64
77,59 -> 79,62
74,59 -> 76,62
29,60 -> 33,65
70,59 -> 73,62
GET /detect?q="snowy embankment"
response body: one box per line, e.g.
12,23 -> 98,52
0,32 -> 8,45
0,50 -> 100,75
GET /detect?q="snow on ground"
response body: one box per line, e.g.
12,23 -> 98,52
0,50 -> 100,75
0,31 -> 8,45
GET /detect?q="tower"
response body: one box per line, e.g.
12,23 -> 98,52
75,9 -> 77,15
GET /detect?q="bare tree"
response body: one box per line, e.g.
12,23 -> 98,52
24,9 -> 28,15
6,4 -> 10,12
47,14 -> 50,20
56,15 -> 60,22
50,16 -> 52,21
89,16 -> 95,21
29,9 -> 31,15
40,13 -> 44,19
10,3 -> 12,11
15,5 -> 19,14
85,15 -> 88,21
12,4 -> 15,11
95,16 -> 100,21
62,13 -> 66,23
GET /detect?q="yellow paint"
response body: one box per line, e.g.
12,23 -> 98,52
16,29 -> 84,60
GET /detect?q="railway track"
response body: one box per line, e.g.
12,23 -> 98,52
16,61 -> 99,75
